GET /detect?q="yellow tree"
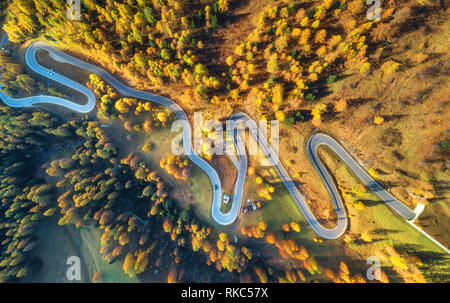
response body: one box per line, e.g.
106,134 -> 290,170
374,115 -> 384,125
217,0 -> 229,13
267,54 -> 279,74
290,222 -> 301,232
361,231 -> 373,243
334,98 -> 347,112
254,267 -> 268,283
168,269 -> 177,283
258,221 -> 267,232
123,253 -> 136,277
272,84 -> 284,106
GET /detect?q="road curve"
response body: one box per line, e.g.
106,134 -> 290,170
228,113 -> 348,239
1,41 -> 225,228
0,40 -> 417,239
307,134 -> 416,221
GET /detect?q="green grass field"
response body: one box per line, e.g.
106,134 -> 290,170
233,146 -> 449,282
23,216 -> 137,283
317,146 -> 450,281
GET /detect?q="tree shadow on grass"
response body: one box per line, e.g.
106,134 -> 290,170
371,228 -> 401,236
353,238 -> 384,246
394,243 -> 448,262
427,197 -> 449,204
358,199 -> 384,207
374,180 -> 400,190
382,114 -> 406,122
347,97 -> 375,109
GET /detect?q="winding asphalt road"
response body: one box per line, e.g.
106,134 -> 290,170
0,40 -> 418,239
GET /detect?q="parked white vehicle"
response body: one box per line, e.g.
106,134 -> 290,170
222,194 -> 231,204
